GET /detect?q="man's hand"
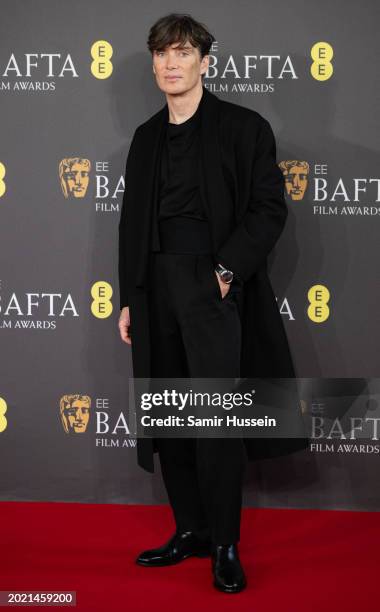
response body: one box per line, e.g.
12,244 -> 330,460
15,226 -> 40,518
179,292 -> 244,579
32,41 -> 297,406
215,271 -> 231,299
119,306 -> 131,344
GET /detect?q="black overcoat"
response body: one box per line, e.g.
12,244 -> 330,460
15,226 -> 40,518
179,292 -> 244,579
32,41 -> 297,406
119,84 -> 309,473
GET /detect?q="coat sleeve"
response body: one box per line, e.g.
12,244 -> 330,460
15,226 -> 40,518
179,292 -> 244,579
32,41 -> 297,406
118,127 -> 140,310
215,117 -> 287,282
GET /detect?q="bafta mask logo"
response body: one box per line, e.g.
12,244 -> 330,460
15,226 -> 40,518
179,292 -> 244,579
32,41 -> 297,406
59,158 -> 91,198
279,160 -> 310,201
60,394 -> 91,434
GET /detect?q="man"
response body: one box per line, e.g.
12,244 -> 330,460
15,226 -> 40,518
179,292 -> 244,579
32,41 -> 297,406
118,13 -> 307,594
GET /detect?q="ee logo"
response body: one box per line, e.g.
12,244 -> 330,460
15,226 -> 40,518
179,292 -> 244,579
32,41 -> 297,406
308,284 -> 330,322
91,40 -> 113,79
310,42 -> 333,81
91,281 -> 113,318
0,162 -> 6,197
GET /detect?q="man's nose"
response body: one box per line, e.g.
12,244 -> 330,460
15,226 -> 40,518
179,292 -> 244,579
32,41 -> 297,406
166,54 -> 179,69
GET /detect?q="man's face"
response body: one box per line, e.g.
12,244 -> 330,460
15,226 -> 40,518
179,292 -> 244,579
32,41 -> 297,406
152,40 -> 209,94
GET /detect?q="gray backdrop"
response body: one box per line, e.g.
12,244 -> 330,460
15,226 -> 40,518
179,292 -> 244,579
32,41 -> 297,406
0,0 -> 379,511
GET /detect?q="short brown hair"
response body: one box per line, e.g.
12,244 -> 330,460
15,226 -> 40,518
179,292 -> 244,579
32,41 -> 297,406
147,13 -> 215,59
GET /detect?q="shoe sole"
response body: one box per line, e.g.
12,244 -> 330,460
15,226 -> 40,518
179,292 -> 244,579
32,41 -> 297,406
136,549 -> 211,567
213,580 -> 247,594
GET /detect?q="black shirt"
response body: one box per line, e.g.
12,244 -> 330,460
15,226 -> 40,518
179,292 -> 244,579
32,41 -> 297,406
150,94 -> 210,252
158,99 -> 206,222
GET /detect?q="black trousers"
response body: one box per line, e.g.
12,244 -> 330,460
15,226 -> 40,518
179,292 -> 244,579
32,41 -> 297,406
147,248 -> 248,544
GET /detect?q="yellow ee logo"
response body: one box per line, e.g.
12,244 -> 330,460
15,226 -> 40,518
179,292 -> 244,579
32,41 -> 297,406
310,42 -> 333,81
91,281 -> 113,318
91,40 -> 113,79
0,397 -> 8,432
307,284 -> 330,322
0,162 -> 6,197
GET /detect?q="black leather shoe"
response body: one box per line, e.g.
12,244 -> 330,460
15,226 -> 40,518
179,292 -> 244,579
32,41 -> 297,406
211,543 -> 247,593
135,530 -> 211,567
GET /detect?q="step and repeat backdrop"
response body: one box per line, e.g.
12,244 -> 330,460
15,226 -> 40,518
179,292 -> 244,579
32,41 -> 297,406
0,1 -> 379,510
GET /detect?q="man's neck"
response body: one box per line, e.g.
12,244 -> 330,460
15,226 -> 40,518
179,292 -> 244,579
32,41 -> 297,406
166,83 -> 204,125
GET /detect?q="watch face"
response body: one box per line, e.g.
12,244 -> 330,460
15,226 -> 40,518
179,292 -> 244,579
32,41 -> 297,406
221,270 -> 234,283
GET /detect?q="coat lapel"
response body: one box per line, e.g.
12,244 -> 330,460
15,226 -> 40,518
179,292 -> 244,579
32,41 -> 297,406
134,106 -> 166,286
198,85 -> 235,249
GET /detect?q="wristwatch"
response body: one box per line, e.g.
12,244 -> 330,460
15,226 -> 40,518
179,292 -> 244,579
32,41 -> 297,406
215,262 -> 234,284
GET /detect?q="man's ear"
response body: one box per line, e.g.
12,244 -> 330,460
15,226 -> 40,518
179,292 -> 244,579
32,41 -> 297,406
201,54 -> 209,76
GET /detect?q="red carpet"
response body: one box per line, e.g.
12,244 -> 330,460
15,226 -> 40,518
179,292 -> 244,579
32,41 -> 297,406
0,501 -> 378,611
